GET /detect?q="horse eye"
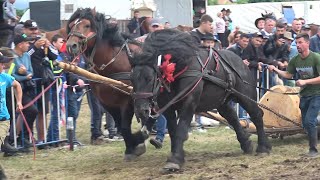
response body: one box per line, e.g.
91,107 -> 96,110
85,25 -> 91,28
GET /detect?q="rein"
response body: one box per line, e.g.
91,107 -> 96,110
153,50 -> 214,116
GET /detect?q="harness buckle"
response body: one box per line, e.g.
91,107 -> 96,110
99,64 -> 107,71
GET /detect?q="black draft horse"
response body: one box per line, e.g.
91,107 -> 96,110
131,29 -> 271,171
66,8 -> 148,159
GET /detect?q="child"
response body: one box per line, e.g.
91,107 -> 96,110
201,35 -> 219,49
0,47 -> 23,156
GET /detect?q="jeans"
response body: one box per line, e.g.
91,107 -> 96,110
47,85 -> 64,142
67,89 -> 83,140
87,90 -> 116,139
155,114 -> 167,142
230,101 -> 247,119
300,95 -> 320,132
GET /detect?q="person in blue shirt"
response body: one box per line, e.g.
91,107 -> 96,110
0,47 -> 23,156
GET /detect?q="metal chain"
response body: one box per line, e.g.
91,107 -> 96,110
257,103 -> 301,127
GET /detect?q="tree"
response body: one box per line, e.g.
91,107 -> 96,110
16,9 -> 26,18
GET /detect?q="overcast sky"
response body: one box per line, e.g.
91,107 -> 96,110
15,0 -> 29,9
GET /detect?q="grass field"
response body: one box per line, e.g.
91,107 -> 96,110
1,101 -> 320,180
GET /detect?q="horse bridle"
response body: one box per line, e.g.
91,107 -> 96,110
131,64 -> 171,118
67,18 -> 97,54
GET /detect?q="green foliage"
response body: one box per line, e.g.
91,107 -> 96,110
208,0 -> 218,5
236,0 -> 250,4
248,0 -> 310,2
208,0 -> 311,4
16,9 -> 26,17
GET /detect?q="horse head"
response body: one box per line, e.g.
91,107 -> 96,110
131,52 -> 160,125
66,8 -> 104,56
131,29 -> 198,124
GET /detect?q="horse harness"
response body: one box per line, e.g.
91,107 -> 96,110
144,48 -> 237,116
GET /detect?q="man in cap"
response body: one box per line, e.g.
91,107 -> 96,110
255,17 -> 265,32
135,18 -> 165,43
23,20 -> 58,144
0,47 -> 23,156
283,31 -> 298,59
201,34 -> 221,49
135,18 -> 168,149
301,25 -> 311,37
9,33 -> 39,150
310,26 -> 320,53
277,17 -> 288,29
264,23 -> 289,70
242,32 -> 265,73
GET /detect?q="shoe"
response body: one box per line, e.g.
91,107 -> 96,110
200,116 -> 220,127
193,127 -> 207,133
302,150 -> 319,158
1,136 -> 19,156
91,136 -> 105,145
106,135 -> 124,142
36,141 -> 49,150
0,165 -> 7,180
150,138 -> 163,149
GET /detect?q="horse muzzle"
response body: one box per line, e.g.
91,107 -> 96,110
134,101 -> 151,126
66,42 -> 80,55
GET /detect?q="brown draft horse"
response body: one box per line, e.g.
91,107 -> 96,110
66,8 -> 147,160
44,27 -> 68,41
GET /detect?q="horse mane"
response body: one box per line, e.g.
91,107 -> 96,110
132,29 -> 198,69
67,8 -> 125,46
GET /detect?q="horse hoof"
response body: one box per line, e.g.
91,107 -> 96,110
256,145 -> 271,154
163,162 -> 180,173
133,143 -> 146,156
242,140 -> 253,154
124,154 -> 138,162
255,152 -> 269,157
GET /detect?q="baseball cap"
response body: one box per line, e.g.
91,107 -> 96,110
201,34 -> 218,41
277,17 -> 288,25
14,24 -> 24,35
24,20 -> 38,29
302,24 -> 311,30
0,47 -> 18,59
252,32 -> 263,38
150,18 -> 162,27
13,33 -> 34,45
0,47 -> 17,63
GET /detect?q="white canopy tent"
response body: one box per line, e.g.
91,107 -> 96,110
207,1 -> 320,33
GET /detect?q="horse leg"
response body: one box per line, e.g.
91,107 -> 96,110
117,104 -> 147,161
217,101 -> 253,154
164,103 -> 194,172
163,109 -> 177,154
237,97 -> 271,154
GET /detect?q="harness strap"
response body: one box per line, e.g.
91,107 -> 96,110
108,72 -> 131,81
98,39 -> 128,71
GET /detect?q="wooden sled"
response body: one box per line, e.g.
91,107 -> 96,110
202,85 -> 305,138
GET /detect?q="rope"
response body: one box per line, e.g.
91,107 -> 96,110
18,109 -> 37,160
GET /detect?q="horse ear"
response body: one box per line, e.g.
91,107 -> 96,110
92,7 -> 97,16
